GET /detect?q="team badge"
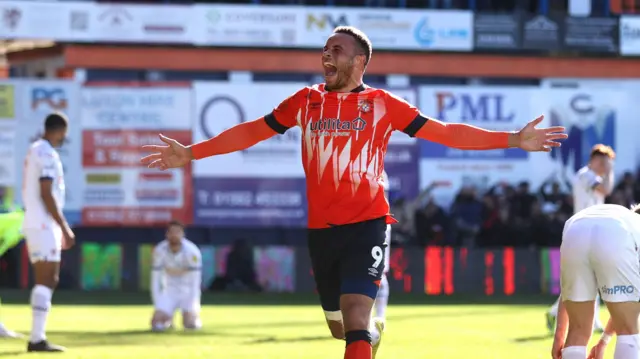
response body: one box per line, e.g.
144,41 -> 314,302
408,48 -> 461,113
358,100 -> 371,113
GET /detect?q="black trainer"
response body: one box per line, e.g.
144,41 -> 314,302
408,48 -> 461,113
27,340 -> 66,352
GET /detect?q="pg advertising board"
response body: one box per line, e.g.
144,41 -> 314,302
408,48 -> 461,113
12,81 -> 83,224
418,86 -> 537,206
81,86 -> 193,226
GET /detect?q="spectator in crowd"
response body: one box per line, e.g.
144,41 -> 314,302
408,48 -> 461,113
614,171 -> 640,207
511,181 -> 537,220
414,197 -> 449,246
450,186 -> 483,246
428,0 -> 454,8
390,182 -> 444,244
539,177 -> 567,207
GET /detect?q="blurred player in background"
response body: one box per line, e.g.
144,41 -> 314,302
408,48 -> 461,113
22,113 -> 75,352
0,207 -> 25,338
150,220 -> 202,332
547,144 -> 615,333
141,26 -> 566,359
373,171 -> 390,323
551,204 -> 640,359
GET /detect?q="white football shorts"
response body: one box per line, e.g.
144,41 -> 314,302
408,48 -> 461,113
23,227 -> 62,264
561,217 -> 640,303
155,293 -> 200,315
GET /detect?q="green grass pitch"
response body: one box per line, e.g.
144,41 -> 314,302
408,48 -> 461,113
0,292 -> 613,358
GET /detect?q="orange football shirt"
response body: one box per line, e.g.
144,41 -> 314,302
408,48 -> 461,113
265,84 -> 425,229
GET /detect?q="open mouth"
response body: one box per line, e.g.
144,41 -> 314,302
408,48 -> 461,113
323,62 -> 337,77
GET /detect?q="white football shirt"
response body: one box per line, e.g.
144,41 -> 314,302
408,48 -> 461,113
22,139 -> 65,230
152,238 -> 202,294
564,204 -> 640,247
572,166 -> 604,214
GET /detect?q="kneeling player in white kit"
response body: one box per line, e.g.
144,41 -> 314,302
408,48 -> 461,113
551,204 -> 640,359
373,171 -> 390,322
150,220 -> 202,331
547,144 -> 615,333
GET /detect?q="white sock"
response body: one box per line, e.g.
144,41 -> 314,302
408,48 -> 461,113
30,285 -> 52,343
549,296 -> 561,316
615,334 -> 640,359
374,275 -> 389,320
369,322 -> 380,346
562,346 -> 587,359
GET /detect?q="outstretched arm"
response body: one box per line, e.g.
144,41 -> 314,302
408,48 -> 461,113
189,88 -> 303,160
414,117 -> 517,150
189,118 -> 277,160
387,92 -> 566,152
141,89 -> 304,170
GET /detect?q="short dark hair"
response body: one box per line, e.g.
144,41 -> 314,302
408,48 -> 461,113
333,26 -> 372,66
590,144 -> 615,160
44,113 -> 68,132
167,220 -> 184,229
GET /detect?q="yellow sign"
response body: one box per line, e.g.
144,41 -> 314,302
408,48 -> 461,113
86,173 -> 122,184
0,85 -> 15,119
306,13 -> 348,31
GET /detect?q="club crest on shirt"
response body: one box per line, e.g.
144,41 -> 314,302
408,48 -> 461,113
192,255 -> 198,263
358,100 -> 372,113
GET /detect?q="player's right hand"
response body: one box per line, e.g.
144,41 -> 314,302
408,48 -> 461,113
587,341 -> 606,359
62,226 -> 75,250
604,158 -> 614,172
140,134 -> 193,171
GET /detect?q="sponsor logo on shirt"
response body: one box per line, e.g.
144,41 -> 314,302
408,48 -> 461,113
310,117 -> 366,138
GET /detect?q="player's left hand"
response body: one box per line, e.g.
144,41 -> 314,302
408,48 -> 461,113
551,335 -> 564,359
517,116 -> 568,152
587,340 -> 607,359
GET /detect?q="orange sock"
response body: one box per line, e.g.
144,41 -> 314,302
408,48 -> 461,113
344,330 -> 372,359
344,341 -> 371,359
